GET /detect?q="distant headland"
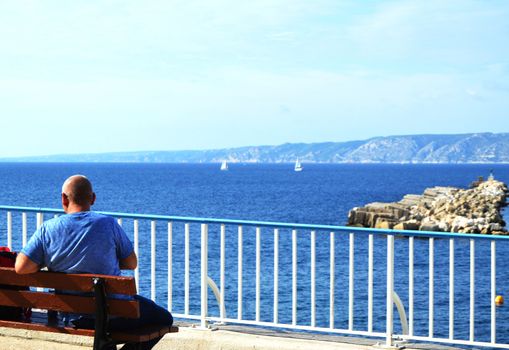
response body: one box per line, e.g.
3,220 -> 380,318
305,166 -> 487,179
3,132 -> 509,164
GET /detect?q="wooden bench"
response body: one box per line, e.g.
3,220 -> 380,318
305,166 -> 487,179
0,267 -> 178,350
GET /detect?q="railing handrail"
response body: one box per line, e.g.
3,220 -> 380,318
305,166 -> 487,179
1,204 -> 509,241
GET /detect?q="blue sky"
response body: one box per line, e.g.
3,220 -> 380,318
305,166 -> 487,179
1,0 -> 508,157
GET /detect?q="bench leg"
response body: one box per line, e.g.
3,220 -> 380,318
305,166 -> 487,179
93,278 -> 115,350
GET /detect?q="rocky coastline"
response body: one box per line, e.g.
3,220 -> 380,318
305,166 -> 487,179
347,176 -> 508,234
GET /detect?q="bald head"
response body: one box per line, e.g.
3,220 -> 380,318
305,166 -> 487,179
62,175 -> 95,211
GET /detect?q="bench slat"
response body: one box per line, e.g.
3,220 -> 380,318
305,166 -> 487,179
0,268 -> 137,295
0,289 -> 139,318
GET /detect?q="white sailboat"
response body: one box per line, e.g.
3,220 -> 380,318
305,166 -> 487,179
294,159 -> 303,172
220,160 -> 228,171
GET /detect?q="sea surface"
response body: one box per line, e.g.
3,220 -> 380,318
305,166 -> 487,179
0,162 -> 508,345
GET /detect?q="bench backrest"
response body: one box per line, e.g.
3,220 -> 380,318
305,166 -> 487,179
0,267 -> 139,318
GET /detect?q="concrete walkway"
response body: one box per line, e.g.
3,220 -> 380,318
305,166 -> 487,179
0,324 -> 461,350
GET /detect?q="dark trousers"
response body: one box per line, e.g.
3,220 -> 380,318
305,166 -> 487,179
109,295 -> 173,331
73,295 -> 173,350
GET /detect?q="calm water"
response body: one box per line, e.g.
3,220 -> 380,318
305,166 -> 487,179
0,162 -> 508,345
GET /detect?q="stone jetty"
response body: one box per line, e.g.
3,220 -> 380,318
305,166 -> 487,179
347,177 -> 508,234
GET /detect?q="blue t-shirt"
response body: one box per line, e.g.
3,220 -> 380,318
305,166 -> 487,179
22,211 -> 134,276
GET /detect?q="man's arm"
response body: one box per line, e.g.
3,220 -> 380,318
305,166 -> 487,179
120,251 -> 137,270
15,253 -> 40,274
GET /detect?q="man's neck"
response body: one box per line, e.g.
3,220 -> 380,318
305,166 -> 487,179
65,204 -> 91,214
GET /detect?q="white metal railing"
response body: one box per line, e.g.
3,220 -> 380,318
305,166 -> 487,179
1,205 -> 509,349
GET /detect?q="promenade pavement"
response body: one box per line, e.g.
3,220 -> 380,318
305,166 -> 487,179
0,323 -> 462,350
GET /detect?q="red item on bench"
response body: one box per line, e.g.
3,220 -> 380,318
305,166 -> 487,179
0,247 -> 32,320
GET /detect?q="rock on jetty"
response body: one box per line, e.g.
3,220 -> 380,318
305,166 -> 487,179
347,178 -> 508,234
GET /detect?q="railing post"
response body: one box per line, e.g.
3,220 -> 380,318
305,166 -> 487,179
7,211 -> 12,250
220,224 -> 226,321
133,220 -> 139,293
329,231 -> 335,329
256,227 -> 261,322
409,236 -> 414,336
349,232 -> 354,331
273,228 -> 279,324
491,240 -> 496,344
449,238 -> 454,340
292,229 -> 297,326
168,222 -> 173,311
151,220 -> 156,302
429,237 -> 434,337
36,212 -> 43,228
368,233 -> 374,333
470,239 -> 475,342
238,225 -> 243,320
201,223 -> 209,329
311,230 -> 316,328
22,212 -> 28,248
386,234 -> 395,347
185,223 -> 190,315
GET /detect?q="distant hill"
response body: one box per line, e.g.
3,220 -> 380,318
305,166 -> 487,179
3,132 -> 509,164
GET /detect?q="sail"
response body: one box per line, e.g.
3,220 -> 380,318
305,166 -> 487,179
220,160 -> 228,171
294,159 -> 303,172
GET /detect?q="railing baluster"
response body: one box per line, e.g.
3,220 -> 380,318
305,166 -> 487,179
168,222 -> 173,310
449,238 -> 454,340
151,220 -> 156,302
256,227 -> 261,322
34,212 -> 44,293
185,223 -> 190,315
329,231 -> 335,329
220,224 -> 226,321
292,229 -> 297,326
386,234 -> 395,347
134,220 -> 139,292
349,232 -> 354,331
311,230 -> 316,327
22,212 -> 27,248
470,239 -> 475,342
36,212 -> 43,228
200,223 -> 208,328
491,240 -> 496,344
409,236 -> 414,336
274,228 -> 279,324
7,211 -> 12,250
368,233 -> 374,333
238,225 -> 243,320
429,237 -> 434,337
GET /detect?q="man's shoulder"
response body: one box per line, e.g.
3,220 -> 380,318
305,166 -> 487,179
87,211 -> 112,219
87,212 -> 117,224
48,212 -> 116,226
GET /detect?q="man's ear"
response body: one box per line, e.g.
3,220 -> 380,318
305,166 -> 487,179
91,192 -> 96,206
61,193 -> 69,207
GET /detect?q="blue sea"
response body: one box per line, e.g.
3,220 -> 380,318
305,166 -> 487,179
0,162 -> 508,345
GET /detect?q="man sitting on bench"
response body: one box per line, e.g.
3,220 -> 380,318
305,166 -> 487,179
14,174 -> 173,350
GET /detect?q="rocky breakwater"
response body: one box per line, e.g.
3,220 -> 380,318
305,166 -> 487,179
347,178 -> 508,234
